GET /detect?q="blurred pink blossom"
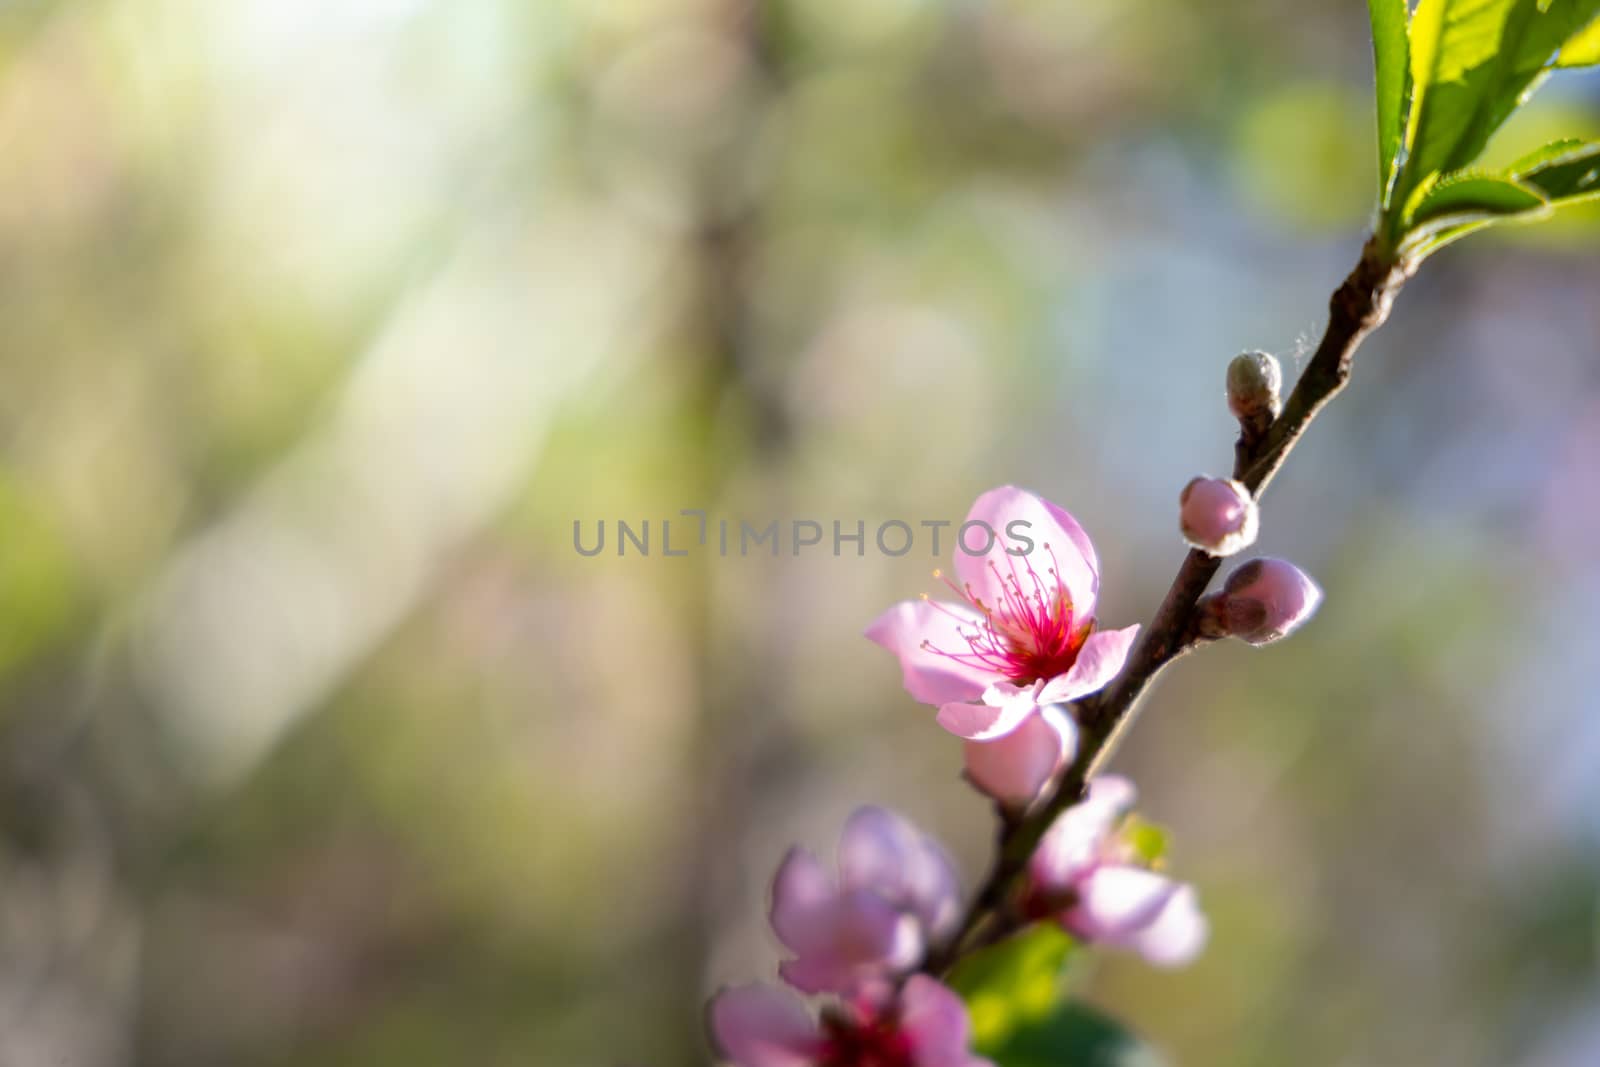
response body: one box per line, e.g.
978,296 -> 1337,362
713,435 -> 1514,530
709,976 -> 992,1067
770,808 -> 960,995
1025,776 -> 1207,967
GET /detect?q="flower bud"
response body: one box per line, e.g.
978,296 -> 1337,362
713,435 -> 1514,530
1213,557 -> 1322,646
1226,351 -> 1283,422
1179,477 -> 1259,556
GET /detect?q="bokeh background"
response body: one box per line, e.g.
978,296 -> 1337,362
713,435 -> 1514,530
2,0 -> 1599,1064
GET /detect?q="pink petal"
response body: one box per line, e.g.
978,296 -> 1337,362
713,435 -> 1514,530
1029,775 -> 1137,889
866,600 -> 996,704
936,696 -> 1039,742
837,891 -> 924,971
1033,625 -> 1139,705
953,486 -> 1100,624
963,706 -> 1077,809
708,984 -> 824,1067
777,952 -> 872,998
769,848 -> 837,956
898,975 -> 978,1067
1125,884 -> 1208,968
838,807 -> 961,940
777,894 -> 921,994
1068,866 -> 1181,944
1084,774 -> 1137,814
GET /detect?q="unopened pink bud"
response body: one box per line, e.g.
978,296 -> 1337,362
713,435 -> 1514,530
1216,557 -> 1322,645
1179,477 -> 1259,557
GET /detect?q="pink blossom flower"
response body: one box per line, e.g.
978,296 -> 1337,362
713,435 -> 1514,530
1024,776 -> 1208,967
866,486 -> 1139,745
771,808 -> 960,995
708,976 -> 993,1067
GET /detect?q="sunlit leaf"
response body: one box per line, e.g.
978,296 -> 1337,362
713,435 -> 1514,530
949,922 -> 1079,1043
1401,171 -> 1550,259
1513,139 -> 1600,203
981,1002 -> 1169,1067
1402,0 -> 1495,188
1401,173 -> 1550,260
1401,0 -> 1600,206
1481,1 -> 1600,136
1368,0 -> 1412,207
948,924 -> 1165,1065
1559,14 -> 1600,63
1409,171 -> 1550,226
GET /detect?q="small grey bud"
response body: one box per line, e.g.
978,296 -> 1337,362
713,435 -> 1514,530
1227,351 -> 1283,422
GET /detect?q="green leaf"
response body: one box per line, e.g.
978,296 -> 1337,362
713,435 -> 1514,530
1513,139 -> 1600,202
1400,171 -> 1551,259
1560,14 -> 1600,63
949,925 -> 1165,1066
1409,171 -> 1550,226
1369,0 -> 1412,208
982,1002 -> 1168,1067
949,923 -> 1078,1030
1401,0 -> 1600,205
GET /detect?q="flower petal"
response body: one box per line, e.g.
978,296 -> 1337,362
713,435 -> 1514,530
1125,883 -> 1208,968
963,705 -> 1077,809
936,698 -> 1037,742
777,893 -> 921,994
1067,866 -> 1180,943
898,975 -> 980,1067
866,600 -> 996,704
1034,625 -> 1139,705
769,847 -> 836,956
838,807 -> 961,940
1029,775 -> 1137,889
708,984 -> 824,1067
954,486 -> 1100,623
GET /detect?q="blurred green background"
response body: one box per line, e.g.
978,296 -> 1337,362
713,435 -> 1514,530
2,0 -> 1599,1064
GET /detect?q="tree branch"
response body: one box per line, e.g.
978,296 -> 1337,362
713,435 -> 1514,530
926,234 -> 1410,975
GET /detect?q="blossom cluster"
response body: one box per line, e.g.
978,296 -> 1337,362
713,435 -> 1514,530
709,808 -> 988,1067
711,470 -> 1324,1066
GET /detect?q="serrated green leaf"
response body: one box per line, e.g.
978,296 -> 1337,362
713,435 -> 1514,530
1400,0 -> 1600,207
1507,137 -> 1592,172
1400,172 -> 1551,259
1514,140 -> 1600,202
1369,0 -> 1412,208
1560,14 -> 1600,63
1410,172 -> 1550,225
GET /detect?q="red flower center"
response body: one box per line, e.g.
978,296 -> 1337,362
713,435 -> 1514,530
820,1009 -> 917,1067
922,545 -> 1091,685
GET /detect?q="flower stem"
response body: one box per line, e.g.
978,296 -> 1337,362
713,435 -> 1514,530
928,234 -> 1410,975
